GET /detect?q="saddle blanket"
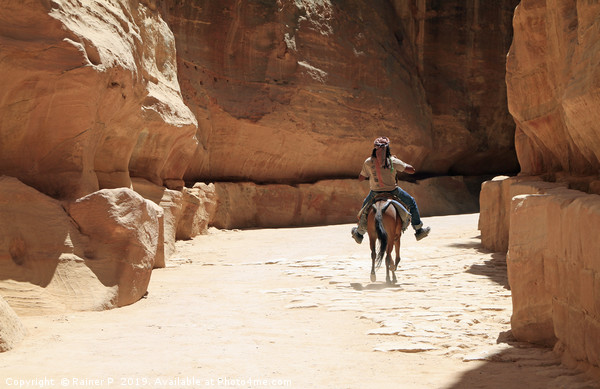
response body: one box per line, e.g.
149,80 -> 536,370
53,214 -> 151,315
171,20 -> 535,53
358,199 -> 411,232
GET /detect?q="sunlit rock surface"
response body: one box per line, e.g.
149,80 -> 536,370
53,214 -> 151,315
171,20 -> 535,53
0,0 -> 197,199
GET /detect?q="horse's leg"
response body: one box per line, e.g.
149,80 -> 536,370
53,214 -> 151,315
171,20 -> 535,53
385,252 -> 393,285
370,250 -> 377,282
395,235 -> 401,269
384,206 -> 396,285
389,236 -> 398,284
368,212 -> 377,282
386,242 -> 396,284
391,210 -> 402,273
389,237 -> 398,272
392,239 -> 399,284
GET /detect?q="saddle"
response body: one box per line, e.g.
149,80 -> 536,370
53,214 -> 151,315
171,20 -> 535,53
357,193 -> 411,232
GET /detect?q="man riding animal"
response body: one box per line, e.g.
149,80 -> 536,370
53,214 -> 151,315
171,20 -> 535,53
351,137 -> 431,244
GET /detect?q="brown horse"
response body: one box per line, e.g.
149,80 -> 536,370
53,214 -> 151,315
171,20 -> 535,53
367,199 -> 403,285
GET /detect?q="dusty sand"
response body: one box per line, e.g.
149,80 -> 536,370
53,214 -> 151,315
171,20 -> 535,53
0,213 -> 598,389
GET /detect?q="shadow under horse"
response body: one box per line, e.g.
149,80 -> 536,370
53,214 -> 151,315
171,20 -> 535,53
366,198 -> 408,285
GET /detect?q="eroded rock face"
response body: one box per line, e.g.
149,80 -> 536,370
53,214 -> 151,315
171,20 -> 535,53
162,0 -> 519,184
0,0 -> 197,199
507,0 -> 600,175
167,0 -> 427,183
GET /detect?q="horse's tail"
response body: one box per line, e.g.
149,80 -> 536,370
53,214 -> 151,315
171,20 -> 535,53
373,203 -> 387,270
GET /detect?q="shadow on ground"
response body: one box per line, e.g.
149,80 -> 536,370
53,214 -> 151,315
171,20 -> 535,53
349,282 -> 402,291
444,345 -> 600,389
466,253 -> 510,290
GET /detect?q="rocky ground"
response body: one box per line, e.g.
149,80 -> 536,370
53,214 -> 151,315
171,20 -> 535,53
0,214 -> 598,388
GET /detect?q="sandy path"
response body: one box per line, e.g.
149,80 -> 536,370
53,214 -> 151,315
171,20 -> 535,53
0,214 -> 598,388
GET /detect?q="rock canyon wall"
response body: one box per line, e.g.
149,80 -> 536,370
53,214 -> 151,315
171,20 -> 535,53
0,0 -> 520,349
0,0 -> 198,199
480,0 -> 600,374
164,0 -> 519,183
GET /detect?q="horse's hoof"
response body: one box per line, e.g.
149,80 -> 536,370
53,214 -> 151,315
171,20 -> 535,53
370,273 -> 376,282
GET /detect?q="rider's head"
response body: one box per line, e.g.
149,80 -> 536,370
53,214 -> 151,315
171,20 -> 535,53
371,137 -> 391,168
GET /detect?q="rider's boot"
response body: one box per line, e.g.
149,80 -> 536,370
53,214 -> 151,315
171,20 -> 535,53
415,226 -> 431,241
351,227 -> 363,244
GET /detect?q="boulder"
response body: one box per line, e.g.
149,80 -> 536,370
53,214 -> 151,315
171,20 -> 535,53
176,183 -> 217,240
478,176 -> 511,252
507,193 -> 557,346
131,179 -> 218,263
0,295 -> 26,352
507,188 -> 600,369
479,176 -> 566,252
131,178 -> 183,267
68,188 -> 163,307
